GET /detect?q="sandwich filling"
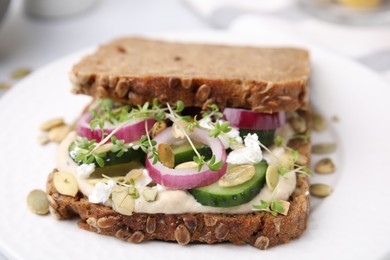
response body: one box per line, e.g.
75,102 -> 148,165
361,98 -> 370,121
55,99 -> 311,216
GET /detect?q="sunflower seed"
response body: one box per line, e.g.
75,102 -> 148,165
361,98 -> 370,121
27,189 -> 49,215
40,118 -> 65,131
312,143 -> 337,154
157,143 -> 175,168
53,172 -> 79,197
219,164 -> 255,187
312,112 -> 327,132
10,68 -> 31,79
152,121 -> 167,137
315,158 -> 336,174
266,164 -> 279,192
310,183 -> 333,198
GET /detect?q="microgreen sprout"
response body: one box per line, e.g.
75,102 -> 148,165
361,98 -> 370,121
252,200 -> 287,216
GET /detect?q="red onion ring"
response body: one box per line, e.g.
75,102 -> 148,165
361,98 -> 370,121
76,112 -> 156,142
146,127 -> 227,189
223,108 -> 285,130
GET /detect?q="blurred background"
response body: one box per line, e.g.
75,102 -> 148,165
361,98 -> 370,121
1,0 -> 390,97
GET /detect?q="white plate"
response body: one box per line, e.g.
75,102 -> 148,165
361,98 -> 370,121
0,31 -> 389,260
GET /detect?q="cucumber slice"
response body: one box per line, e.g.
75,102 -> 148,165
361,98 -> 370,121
239,129 -> 275,146
188,161 -> 268,208
89,161 -> 142,178
68,142 -> 145,167
172,141 -> 212,166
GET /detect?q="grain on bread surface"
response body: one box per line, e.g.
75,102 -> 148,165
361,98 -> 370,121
46,111 -> 311,249
70,37 -> 310,113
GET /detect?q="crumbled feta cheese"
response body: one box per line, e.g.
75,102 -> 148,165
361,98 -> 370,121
76,163 -> 95,178
199,118 -> 243,149
88,180 -> 116,204
69,146 -> 80,159
132,144 -> 140,150
227,133 -> 263,165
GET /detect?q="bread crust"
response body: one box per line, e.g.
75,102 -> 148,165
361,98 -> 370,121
46,130 -> 311,249
70,37 -> 309,113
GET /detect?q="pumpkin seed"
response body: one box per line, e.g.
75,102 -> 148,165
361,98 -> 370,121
279,152 -> 295,170
48,125 -> 71,143
158,143 -> 175,168
175,161 -> 198,169
94,142 -> 116,153
312,112 -> 327,132
290,115 -> 307,133
53,172 -> 79,197
142,187 -> 158,202
111,185 -> 134,215
87,176 -> 125,185
310,183 -> 332,198
152,121 -> 167,137
266,164 -> 279,191
124,168 -> 144,183
332,115 -> 340,122
37,134 -> 50,145
219,164 -> 255,187
0,82 -> 11,90
27,189 -> 49,215
315,158 -> 336,174
10,68 -> 31,79
40,118 -> 65,131
312,143 -> 337,154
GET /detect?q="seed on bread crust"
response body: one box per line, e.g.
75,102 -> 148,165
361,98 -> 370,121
115,79 -> 130,98
182,215 -> 197,233
204,215 -> 218,227
146,216 -> 156,234
175,225 -> 190,245
196,84 -> 211,102
97,216 -> 117,229
127,231 -> 144,243
254,236 -> 270,250
115,228 -> 131,240
181,78 -> 192,89
215,223 -> 229,240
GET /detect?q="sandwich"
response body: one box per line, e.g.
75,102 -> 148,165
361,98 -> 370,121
46,37 -> 311,249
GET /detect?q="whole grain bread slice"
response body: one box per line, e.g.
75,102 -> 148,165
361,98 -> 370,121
46,111 -> 311,249
70,37 -> 310,113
